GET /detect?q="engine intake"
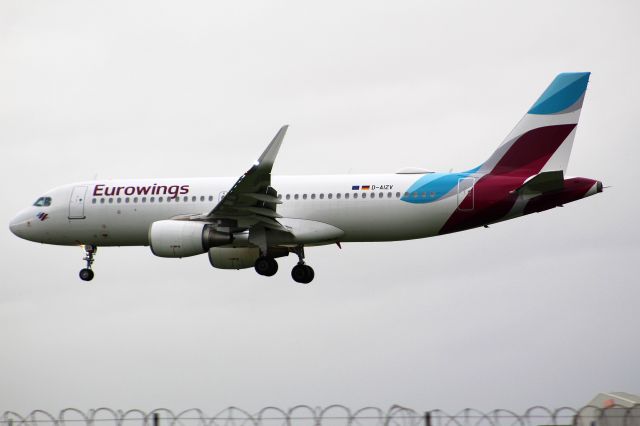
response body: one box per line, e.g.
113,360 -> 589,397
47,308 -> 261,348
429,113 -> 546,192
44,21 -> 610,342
149,220 -> 232,258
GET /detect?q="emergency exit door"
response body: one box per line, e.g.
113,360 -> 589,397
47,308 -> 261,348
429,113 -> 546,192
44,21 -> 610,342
457,178 -> 475,211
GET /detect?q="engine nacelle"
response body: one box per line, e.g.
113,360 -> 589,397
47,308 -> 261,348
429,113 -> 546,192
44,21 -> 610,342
208,247 -> 261,269
149,220 -> 232,258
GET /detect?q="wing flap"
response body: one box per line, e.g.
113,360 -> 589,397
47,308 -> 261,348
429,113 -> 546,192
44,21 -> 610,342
241,193 -> 283,204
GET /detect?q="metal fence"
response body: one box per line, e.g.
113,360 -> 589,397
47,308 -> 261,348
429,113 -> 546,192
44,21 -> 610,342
2,405 -> 639,426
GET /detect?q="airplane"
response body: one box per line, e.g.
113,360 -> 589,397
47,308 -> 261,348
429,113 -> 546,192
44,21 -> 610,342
9,72 -> 603,284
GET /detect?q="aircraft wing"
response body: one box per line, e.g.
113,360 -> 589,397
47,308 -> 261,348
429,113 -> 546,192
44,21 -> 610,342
200,126 -> 289,231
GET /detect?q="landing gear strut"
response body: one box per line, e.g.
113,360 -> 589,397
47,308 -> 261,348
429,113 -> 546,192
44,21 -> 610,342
79,244 -> 97,282
254,256 -> 278,277
291,246 -> 314,284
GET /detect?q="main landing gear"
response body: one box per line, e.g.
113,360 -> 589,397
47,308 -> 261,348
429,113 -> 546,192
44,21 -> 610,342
254,256 -> 278,276
252,246 -> 315,284
79,244 -> 97,282
291,263 -> 314,284
290,246 -> 314,284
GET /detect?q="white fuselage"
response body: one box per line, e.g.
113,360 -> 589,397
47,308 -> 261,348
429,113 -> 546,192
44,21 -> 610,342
10,173 -> 462,247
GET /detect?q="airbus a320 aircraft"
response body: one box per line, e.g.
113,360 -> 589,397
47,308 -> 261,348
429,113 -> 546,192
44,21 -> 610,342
10,72 -> 603,284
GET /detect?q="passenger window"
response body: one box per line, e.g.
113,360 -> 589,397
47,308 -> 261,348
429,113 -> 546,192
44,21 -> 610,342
174,197 -> 179,202
379,192 -> 384,198
277,194 -> 282,200
319,194 -> 324,199
327,193 -> 332,199
404,192 -> 409,197
345,193 -> 349,199
286,194 -> 291,200
150,197 -> 155,202
421,192 -> 426,198
294,194 -> 299,200
396,192 -> 401,198
208,196 -> 214,201
117,198 -> 122,203
200,196 -> 205,202
100,198 -> 105,204
125,197 -> 130,203
387,192 -> 392,198
92,198 -> 96,204
354,193 -> 358,199
109,198 -> 113,204
142,197 -> 147,203
134,197 -> 138,203
184,196 -> 188,202
159,197 -> 164,203
412,192 -> 418,198
336,193 -> 341,199
311,194 -> 316,200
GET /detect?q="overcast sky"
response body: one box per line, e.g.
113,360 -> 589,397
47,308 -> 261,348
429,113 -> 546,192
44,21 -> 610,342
1,0 -> 639,416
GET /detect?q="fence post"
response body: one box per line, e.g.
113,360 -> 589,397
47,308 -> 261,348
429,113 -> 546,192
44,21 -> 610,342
153,413 -> 159,426
425,412 -> 431,426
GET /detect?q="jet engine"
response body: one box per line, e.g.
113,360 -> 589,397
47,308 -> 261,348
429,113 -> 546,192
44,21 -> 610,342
149,220 -> 232,258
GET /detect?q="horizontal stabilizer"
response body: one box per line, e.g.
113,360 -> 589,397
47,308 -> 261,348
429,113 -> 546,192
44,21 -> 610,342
513,170 -> 564,195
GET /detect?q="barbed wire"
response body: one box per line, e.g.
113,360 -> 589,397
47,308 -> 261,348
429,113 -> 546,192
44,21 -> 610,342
2,405 -> 639,426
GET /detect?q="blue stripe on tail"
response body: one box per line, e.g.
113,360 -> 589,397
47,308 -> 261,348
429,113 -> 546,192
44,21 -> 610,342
528,72 -> 590,115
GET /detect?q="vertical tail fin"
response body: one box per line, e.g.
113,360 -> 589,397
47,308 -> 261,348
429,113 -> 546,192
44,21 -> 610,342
478,72 -> 590,177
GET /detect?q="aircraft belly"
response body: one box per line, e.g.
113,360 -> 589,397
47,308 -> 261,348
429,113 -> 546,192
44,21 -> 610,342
279,197 -> 456,243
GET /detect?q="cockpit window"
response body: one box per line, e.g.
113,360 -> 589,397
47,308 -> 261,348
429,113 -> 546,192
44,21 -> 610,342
33,197 -> 52,207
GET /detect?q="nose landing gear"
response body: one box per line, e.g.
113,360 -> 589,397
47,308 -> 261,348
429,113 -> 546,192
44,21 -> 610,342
79,244 -> 97,282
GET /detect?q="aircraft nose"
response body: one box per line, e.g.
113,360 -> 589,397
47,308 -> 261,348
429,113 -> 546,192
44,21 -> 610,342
9,210 -> 34,240
9,215 -> 24,238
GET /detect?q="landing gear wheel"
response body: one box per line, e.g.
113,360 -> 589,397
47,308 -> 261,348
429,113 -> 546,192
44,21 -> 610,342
254,256 -> 278,277
79,244 -> 97,282
291,264 -> 314,284
79,268 -> 94,281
